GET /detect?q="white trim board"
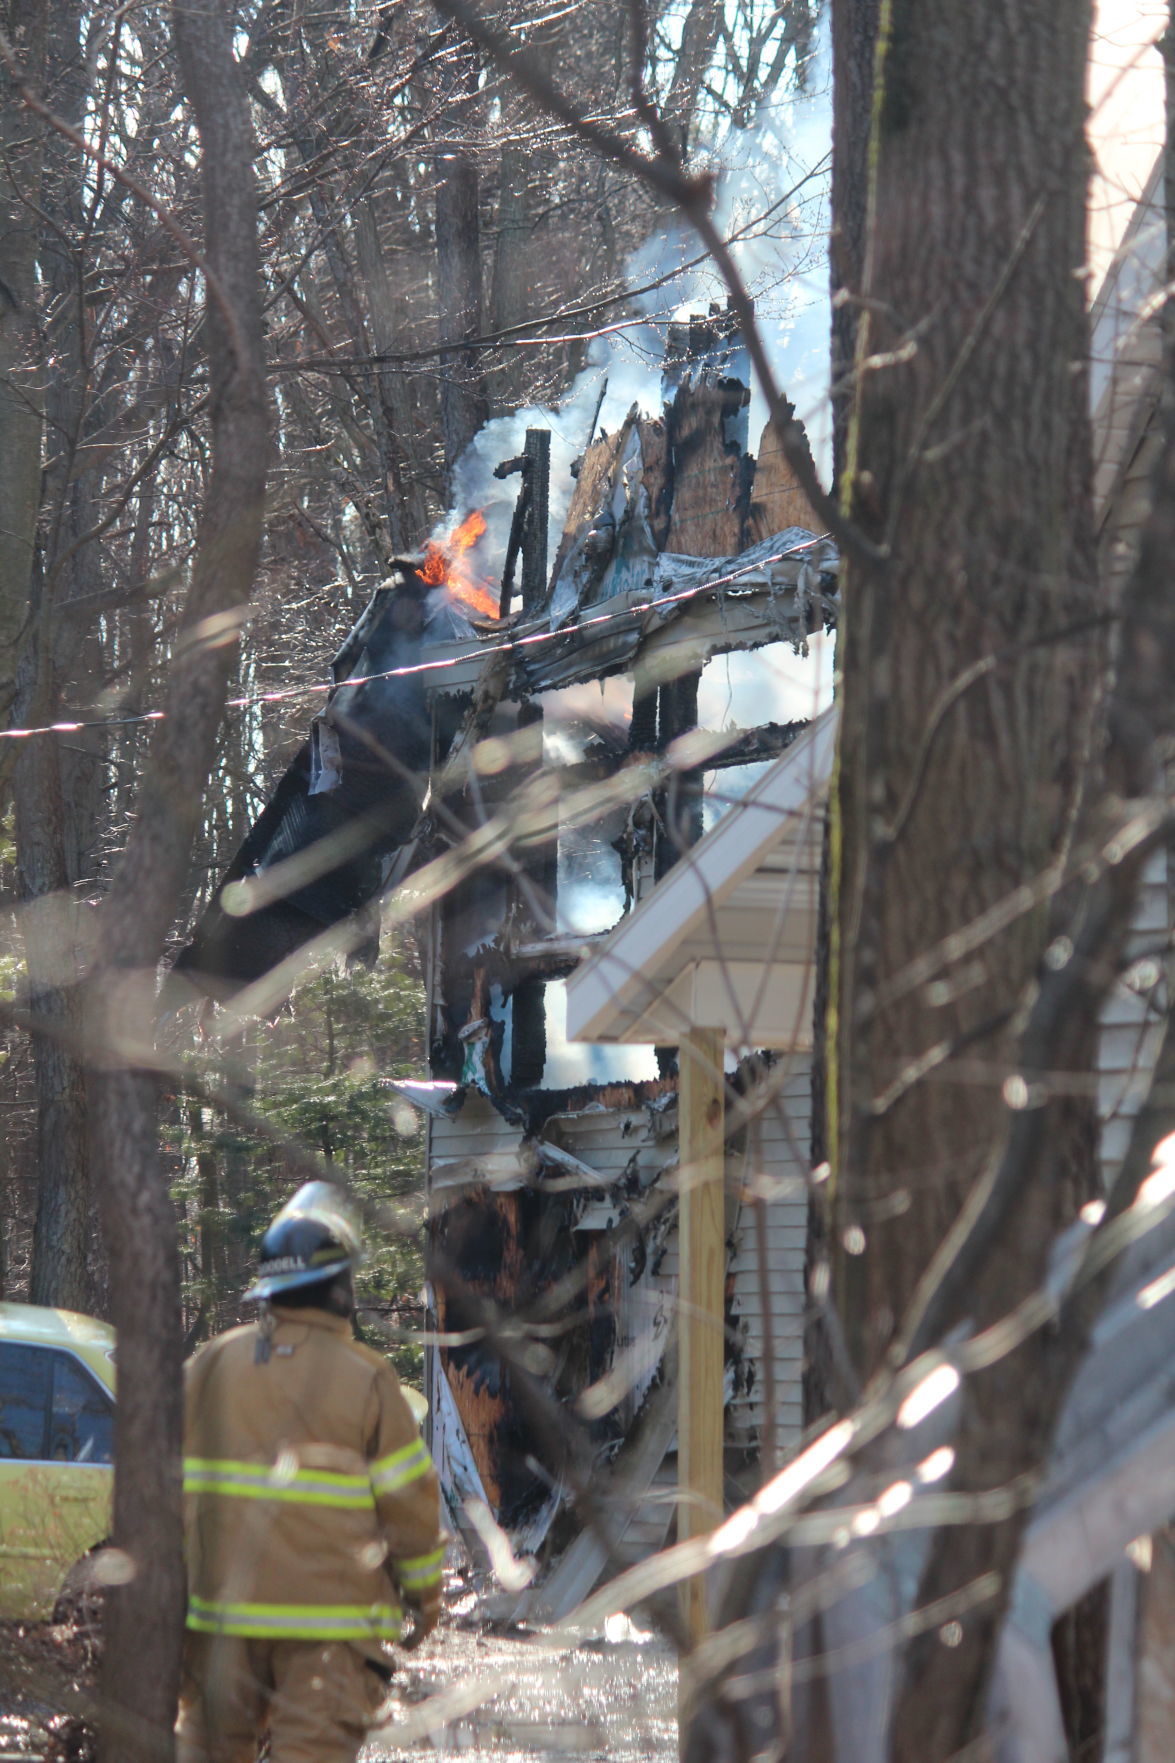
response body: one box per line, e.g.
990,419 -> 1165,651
566,707 -> 837,1047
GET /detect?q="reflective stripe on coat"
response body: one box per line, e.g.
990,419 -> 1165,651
183,1306 -> 443,1645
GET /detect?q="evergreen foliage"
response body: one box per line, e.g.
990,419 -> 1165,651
172,938 -> 428,1381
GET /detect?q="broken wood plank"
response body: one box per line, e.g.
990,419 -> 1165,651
639,416 -> 673,551
519,1373 -> 679,1623
665,381 -> 749,558
747,416 -> 824,541
547,412 -> 636,595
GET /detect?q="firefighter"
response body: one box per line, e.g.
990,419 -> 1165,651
177,1182 -> 444,1763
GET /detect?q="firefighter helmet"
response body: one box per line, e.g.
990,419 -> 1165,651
244,1181 -> 364,1302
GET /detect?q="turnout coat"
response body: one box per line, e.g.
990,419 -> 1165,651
183,1305 -> 443,1650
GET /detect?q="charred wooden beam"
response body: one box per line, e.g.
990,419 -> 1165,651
511,971 -> 547,1088
639,418 -> 673,551
665,377 -> 752,558
499,945 -> 579,981
701,718 -> 810,769
546,415 -> 634,607
522,430 -> 550,611
654,667 -> 702,884
495,427 -> 551,617
516,697 -> 557,938
629,673 -> 659,754
506,1074 -> 677,1136
508,928 -> 611,963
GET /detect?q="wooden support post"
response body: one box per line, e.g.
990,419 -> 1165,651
678,1026 -> 726,1646
521,427 -> 550,611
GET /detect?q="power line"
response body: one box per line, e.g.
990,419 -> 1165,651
0,536 -> 830,743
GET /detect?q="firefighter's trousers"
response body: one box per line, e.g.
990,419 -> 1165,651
177,1632 -> 388,1763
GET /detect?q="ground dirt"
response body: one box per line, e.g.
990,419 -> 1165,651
0,1622 -> 98,1760
0,1613 -> 677,1763
365,1619 -> 678,1763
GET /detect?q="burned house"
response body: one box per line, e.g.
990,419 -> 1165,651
178,309 -> 839,1587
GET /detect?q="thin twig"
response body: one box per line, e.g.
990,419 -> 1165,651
428,0 -> 882,565
0,28 -> 253,378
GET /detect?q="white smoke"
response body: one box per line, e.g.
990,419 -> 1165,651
445,7 -> 833,569
606,7 -> 832,473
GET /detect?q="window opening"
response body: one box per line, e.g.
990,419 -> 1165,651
542,979 -> 658,1088
703,761 -> 776,832
556,812 -> 628,936
50,1354 -> 114,1464
696,634 -> 835,734
0,1344 -> 51,1459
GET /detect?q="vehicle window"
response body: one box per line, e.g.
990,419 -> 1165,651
0,1343 -> 51,1459
49,1355 -> 114,1464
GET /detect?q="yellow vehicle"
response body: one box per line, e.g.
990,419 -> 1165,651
0,1302 -> 115,1621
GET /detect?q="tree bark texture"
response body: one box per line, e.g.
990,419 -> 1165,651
489,138 -> 532,408
0,0 -> 47,718
88,3 -> 269,1756
16,724 -> 93,1311
829,0 -> 880,488
830,0 -> 1097,1385
436,63 -> 488,480
353,199 -> 429,547
664,0 -> 726,158
280,28 -> 407,560
823,0 -> 1104,1754
888,102 -> 1175,1741
17,0 -> 104,1312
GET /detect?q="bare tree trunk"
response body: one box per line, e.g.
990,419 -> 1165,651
87,2 -> 269,1755
0,0 -> 47,719
819,0 -> 1098,1753
353,199 -> 430,545
828,0 -> 880,488
830,0 -> 1097,1387
17,720 -> 92,1310
664,0 -> 724,159
436,60 -> 488,480
489,138 -> 531,407
17,0 -> 100,1312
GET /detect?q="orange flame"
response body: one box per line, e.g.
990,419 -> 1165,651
420,510 -> 499,618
